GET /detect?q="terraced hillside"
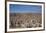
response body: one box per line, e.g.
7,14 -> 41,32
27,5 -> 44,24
9,13 -> 42,28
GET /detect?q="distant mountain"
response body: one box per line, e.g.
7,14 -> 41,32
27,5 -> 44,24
10,12 -> 41,16
10,11 -> 41,14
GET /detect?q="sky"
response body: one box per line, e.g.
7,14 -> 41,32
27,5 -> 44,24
9,4 -> 42,13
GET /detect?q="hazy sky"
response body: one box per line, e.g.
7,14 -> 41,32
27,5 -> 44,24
9,4 -> 42,13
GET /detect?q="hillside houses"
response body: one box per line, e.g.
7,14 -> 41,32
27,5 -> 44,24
10,13 -> 42,28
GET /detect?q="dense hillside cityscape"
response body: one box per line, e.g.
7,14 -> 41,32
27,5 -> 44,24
10,13 -> 42,28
